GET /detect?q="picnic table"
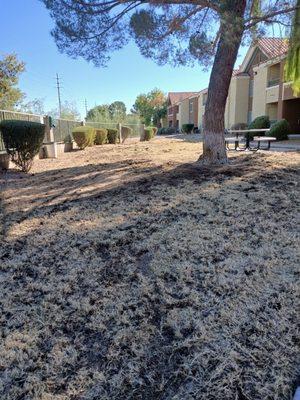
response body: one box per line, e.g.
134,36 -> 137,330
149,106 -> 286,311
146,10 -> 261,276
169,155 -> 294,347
225,129 -> 276,151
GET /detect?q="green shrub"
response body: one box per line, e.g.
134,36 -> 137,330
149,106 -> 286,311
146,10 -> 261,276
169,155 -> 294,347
248,115 -> 270,139
121,126 -> 132,143
143,127 -> 154,141
72,126 -> 95,149
165,127 -> 176,135
157,127 -> 176,135
157,127 -> 166,135
94,128 -> 107,145
182,123 -> 194,134
266,119 -> 290,141
0,120 -> 45,172
107,129 -> 119,144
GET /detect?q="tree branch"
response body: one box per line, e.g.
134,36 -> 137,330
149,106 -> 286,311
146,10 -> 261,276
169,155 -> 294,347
153,6 -> 207,39
80,1 -> 143,39
245,5 -> 299,29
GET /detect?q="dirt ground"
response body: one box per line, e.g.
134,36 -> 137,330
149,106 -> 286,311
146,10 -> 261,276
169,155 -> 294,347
0,137 -> 299,400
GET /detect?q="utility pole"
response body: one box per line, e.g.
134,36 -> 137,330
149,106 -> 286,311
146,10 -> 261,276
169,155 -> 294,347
56,73 -> 62,118
84,98 -> 88,117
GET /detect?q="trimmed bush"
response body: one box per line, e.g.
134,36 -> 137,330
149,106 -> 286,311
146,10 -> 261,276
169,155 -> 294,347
107,129 -> 119,144
165,127 -> 176,135
182,123 -> 194,134
0,120 -> 45,172
143,127 -> 154,141
248,115 -> 270,139
266,119 -> 290,141
94,128 -> 108,145
72,126 -> 95,149
121,126 -> 132,143
157,127 -> 166,135
157,127 -> 176,135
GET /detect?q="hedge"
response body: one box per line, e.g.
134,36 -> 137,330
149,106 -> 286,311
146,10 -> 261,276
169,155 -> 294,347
182,123 -> 194,134
143,127 -> 154,141
248,116 -> 270,139
0,119 -> 45,172
94,128 -> 108,145
266,119 -> 290,141
107,129 -> 119,144
72,126 -> 95,149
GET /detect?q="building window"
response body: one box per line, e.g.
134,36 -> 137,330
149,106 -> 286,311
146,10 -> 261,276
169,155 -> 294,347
169,120 -> 172,127
202,94 -> 207,106
189,101 -> 193,113
168,107 -> 173,116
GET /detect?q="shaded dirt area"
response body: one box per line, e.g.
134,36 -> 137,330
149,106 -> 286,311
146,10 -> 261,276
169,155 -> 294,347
0,138 -> 300,400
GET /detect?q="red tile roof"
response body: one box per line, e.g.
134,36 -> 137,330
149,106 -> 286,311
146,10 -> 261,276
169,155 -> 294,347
232,69 -> 240,77
256,37 -> 289,59
168,92 -> 199,105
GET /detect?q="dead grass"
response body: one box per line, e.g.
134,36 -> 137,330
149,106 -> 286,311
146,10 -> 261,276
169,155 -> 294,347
0,137 -> 299,399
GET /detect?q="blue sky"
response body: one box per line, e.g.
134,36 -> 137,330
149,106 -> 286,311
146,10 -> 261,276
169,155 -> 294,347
1,0 -> 249,118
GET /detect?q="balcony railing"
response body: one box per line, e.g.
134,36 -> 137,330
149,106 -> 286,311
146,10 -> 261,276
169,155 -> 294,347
267,78 -> 280,88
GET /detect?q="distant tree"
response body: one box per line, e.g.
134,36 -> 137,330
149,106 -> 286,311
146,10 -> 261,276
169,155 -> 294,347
108,101 -> 126,121
86,104 -> 110,121
20,98 -> 45,115
42,0 -> 298,165
49,100 -> 81,120
0,54 -> 25,110
132,89 -> 167,125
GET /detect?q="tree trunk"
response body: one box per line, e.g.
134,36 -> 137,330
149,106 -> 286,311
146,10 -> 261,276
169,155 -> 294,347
199,1 -> 246,165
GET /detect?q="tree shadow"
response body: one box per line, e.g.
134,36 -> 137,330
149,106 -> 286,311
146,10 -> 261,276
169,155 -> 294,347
0,152 -> 299,399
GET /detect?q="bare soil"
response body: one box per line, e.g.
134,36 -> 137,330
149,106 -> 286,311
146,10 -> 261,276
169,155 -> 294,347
0,137 -> 299,400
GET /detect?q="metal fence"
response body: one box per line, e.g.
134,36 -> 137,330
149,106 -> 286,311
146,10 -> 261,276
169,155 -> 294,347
85,121 -> 142,137
0,111 -> 143,152
53,118 -> 81,142
0,110 -> 44,152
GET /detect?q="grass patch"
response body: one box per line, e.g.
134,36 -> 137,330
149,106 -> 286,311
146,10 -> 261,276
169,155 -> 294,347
0,137 -> 299,399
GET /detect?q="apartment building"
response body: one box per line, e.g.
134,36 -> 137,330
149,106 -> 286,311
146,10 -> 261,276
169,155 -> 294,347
225,38 -> 300,132
168,38 -> 300,134
167,92 -> 198,129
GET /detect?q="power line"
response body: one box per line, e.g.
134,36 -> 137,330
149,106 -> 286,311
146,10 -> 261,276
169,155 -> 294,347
56,73 -> 62,118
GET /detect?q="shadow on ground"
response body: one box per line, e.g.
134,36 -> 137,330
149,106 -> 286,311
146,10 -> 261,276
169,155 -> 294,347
0,153 -> 299,400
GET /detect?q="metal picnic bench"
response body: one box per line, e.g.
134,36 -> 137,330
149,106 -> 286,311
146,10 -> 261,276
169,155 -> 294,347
225,129 -> 277,151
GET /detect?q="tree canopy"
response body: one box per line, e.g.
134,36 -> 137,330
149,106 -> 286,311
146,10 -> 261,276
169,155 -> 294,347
108,101 -> 127,121
49,100 -> 81,120
132,88 -> 167,125
42,0 -> 297,67
0,54 -> 25,110
20,98 -> 45,115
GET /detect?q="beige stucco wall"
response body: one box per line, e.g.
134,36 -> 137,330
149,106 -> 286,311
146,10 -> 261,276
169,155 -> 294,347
224,76 -> 249,129
266,85 -> 279,103
266,103 -> 278,121
252,65 -> 268,118
197,92 -> 207,129
179,98 -> 190,129
234,77 -> 250,125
